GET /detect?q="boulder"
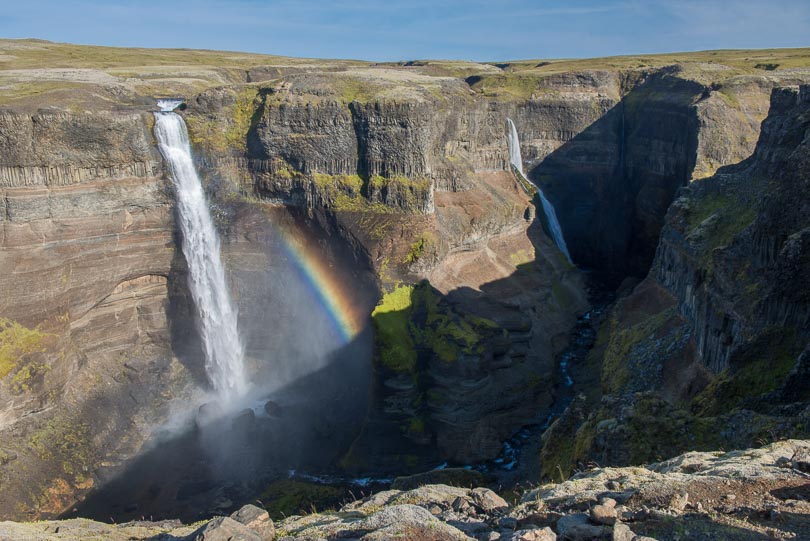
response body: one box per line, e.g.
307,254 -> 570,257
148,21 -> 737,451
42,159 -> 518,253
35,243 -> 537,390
589,504 -> 617,525
191,517 -> 263,541
230,504 -> 275,540
470,487 -> 510,514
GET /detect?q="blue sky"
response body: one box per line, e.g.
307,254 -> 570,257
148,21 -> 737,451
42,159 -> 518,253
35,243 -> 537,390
1,0 -> 809,61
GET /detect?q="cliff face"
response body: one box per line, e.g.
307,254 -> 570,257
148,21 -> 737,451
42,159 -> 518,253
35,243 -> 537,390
541,85 -> 810,477
2,40 -> 810,519
0,110 -> 194,516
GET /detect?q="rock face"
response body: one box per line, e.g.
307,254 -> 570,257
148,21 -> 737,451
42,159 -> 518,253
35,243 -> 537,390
2,41 -> 810,520
542,85 -> 810,475
0,110 -> 197,517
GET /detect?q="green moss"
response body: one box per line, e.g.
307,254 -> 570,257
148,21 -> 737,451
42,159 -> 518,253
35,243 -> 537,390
692,328 -> 801,416
185,86 -> 259,154
29,418 -> 93,477
372,285 -> 418,373
371,282 -> 500,373
259,479 -> 343,520
0,318 -> 49,380
686,190 -> 757,254
403,232 -> 437,264
600,307 -> 676,394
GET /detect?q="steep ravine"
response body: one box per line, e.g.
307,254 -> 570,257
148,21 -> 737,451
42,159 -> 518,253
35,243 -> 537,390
1,56 -> 808,522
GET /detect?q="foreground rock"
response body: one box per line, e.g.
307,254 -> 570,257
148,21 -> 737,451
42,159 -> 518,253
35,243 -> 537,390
4,440 -> 807,540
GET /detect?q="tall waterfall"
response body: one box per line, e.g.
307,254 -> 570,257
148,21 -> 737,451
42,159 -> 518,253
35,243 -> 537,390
506,118 -> 572,263
154,99 -> 247,402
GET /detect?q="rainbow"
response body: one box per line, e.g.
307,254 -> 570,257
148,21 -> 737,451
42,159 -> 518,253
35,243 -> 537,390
275,229 -> 366,344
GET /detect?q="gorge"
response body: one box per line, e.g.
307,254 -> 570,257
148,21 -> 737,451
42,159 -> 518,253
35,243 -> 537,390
0,39 -> 809,540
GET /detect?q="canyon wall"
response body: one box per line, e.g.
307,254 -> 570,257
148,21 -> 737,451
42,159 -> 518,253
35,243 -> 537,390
540,84 -> 810,477
1,51 -> 807,517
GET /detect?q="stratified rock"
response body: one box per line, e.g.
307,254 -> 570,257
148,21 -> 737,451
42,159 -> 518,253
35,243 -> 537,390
230,504 -> 275,540
191,517 -> 263,541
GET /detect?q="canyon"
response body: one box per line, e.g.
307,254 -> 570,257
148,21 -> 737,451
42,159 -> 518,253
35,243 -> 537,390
0,39 -> 809,540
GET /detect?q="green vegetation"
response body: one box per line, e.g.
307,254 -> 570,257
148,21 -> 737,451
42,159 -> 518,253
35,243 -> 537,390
0,317 -> 49,380
371,285 -> 418,373
687,190 -> 757,253
371,282 -> 499,373
29,418 -> 93,477
600,307 -> 677,394
403,232 -> 437,264
692,329 -> 802,416
368,175 -> 432,212
185,86 -> 259,154
259,479 -> 344,520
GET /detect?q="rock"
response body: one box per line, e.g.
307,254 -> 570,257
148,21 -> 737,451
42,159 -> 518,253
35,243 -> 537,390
599,498 -> 617,508
471,487 -> 510,514
590,504 -> 617,525
263,400 -> 282,417
453,496 -> 473,513
230,504 -> 275,540
499,516 -> 519,530
612,523 -> 634,541
791,447 -> 810,473
556,513 -> 606,540
232,409 -> 256,433
508,527 -> 557,541
192,517 -> 263,541
668,492 -> 689,513
391,468 -> 489,490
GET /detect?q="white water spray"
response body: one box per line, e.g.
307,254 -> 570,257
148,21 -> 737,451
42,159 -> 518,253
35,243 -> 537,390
154,100 -> 247,402
506,118 -> 572,263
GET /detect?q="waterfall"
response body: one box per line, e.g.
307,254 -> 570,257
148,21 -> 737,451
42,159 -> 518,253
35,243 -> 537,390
506,118 -> 572,263
154,101 -> 247,402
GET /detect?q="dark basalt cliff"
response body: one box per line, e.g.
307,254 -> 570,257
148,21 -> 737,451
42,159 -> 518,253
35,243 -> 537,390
1,39 -> 810,521
542,84 -> 810,477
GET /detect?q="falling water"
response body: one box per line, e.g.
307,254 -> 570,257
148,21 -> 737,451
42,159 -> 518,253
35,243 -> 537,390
154,99 -> 247,402
506,118 -> 572,263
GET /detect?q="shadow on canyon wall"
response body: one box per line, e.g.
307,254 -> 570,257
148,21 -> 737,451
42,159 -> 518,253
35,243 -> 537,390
532,72 -> 708,284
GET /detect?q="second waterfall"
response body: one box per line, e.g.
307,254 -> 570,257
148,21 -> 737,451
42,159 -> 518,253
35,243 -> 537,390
154,100 -> 247,403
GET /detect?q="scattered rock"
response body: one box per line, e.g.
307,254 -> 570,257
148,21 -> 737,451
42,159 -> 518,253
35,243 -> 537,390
556,513 -> 606,540
471,487 -> 510,514
612,522 -> 634,541
230,504 -> 275,540
191,516 -> 263,541
508,527 -> 557,541
589,503 -> 617,525
668,491 -> 689,513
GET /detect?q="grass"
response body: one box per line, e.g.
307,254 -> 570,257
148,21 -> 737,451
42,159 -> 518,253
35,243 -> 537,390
403,232 -> 437,264
259,479 -> 344,520
0,317 -> 49,380
371,285 -> 418,373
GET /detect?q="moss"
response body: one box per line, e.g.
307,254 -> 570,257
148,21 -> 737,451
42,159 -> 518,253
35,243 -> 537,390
338,78 -> 380,103
185,87 -> 259,154
686,190 -> 757,255
600,307 -> 676,394
371,282 -> 500,373
371,285 -> 418,373
692,328 -> 802,416
259,479 -> 343,520
28,418 -> 94,477
0,318 -> 49,380
403,232 -> 437,264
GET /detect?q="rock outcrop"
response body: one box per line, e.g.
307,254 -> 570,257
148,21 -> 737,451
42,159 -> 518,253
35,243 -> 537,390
2,440 -> 809,540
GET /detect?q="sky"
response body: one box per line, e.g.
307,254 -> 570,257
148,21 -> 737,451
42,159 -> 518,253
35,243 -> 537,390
1,0 -> 809,62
